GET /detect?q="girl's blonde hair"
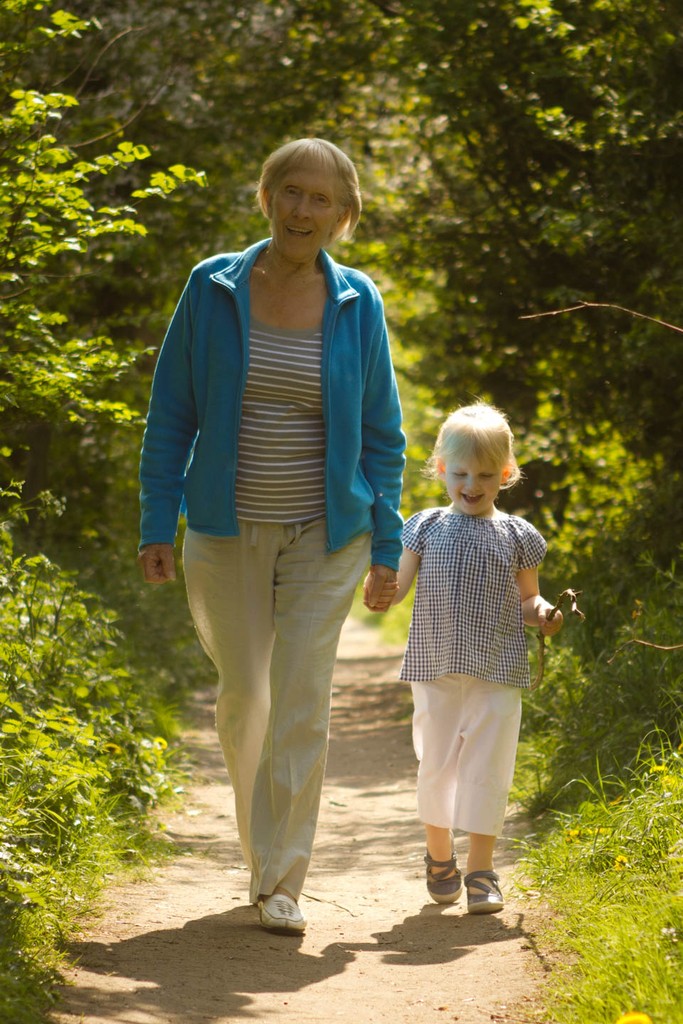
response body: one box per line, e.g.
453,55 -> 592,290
427,402 -> 522,489
256,138 -> 362,242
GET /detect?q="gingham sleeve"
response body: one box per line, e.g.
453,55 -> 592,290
514,518 -> 547,569
402,509 -> 440,554
402,512 -> 421,552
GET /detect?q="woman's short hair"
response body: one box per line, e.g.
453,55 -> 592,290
427,402 -> 522,489
257,138 -> 362,242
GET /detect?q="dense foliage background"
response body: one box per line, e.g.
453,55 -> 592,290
1,2 -> 681,1021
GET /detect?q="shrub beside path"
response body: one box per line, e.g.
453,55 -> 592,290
53,618 -> 550,1024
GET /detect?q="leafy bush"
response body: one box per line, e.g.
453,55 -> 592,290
520,552 -> 683,813
0,503 -> 180,1022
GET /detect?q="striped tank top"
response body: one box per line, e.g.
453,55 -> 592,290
234,317 -> 326,523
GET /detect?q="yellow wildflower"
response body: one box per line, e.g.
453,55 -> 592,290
614,855 -> 629,871
102,741 -> 123,755
615,1013 -> 653,1024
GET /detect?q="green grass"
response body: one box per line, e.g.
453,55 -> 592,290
0,805 -> 172,1024
518,741 -> 683,1024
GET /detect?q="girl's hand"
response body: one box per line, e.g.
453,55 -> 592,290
538,606 -> 563,636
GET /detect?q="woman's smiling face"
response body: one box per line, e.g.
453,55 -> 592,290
438,455 -> 508,517
266,167 -> 347,264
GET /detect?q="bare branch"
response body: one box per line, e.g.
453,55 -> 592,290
74,27 -> 148,100
366,0 -> 403,15
70,78 -> 168,149
519,300 -> 683,336
607,638 -> 683,665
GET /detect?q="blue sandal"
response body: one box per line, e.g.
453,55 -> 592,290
425,850 -> 463,904
464,870 -> 504,914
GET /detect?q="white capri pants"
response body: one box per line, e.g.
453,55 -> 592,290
183,519 -> 370,903
411,673 -> 523,837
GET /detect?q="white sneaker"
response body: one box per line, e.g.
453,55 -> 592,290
258,893 -> 306,934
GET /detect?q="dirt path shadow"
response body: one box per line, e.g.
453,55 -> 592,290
52,618 -> 550,1024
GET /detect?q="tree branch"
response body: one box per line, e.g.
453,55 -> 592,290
607,638 -> 683,664
365,0 -> 403,16
519,300 -> 683,336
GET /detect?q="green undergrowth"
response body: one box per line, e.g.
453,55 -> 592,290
518,742 -> 683,1024
512,552 -> 683,1024
0,517 -> 190,1023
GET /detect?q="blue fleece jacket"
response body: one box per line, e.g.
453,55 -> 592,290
139,239 -> 406,568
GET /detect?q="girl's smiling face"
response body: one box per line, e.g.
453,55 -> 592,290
438,455 -> 509,517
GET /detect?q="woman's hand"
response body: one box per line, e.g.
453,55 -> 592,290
138,543 -> 176,584
363,564 -> 399,613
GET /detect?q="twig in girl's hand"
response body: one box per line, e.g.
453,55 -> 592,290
547,588 -> 585,623
530,588 -> 585,692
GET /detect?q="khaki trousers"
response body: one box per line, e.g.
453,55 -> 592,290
183,519 -> 370,902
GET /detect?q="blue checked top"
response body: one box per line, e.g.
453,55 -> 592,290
399,507 -> 547,687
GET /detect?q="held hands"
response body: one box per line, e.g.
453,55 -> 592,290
138,543 -> 176,584
363,564 -> 399,613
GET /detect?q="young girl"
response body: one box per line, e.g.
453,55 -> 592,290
388,402 -> 562,913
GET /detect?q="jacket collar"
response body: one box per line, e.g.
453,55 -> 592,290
210,239 -> 359,305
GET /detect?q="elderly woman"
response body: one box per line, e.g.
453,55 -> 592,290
138,138 -> 405,934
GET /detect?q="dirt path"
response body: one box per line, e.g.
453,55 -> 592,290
53,619 -> 548,1024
